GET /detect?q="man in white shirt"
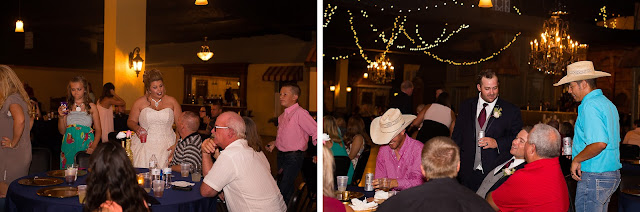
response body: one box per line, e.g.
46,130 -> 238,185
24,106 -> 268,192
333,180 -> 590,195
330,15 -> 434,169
476,126 -> 531,198
200,112 -> 286,212
623,120 -> 640,147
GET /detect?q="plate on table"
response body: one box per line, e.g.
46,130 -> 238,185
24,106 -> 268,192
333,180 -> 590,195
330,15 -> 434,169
335,191 -> 365,201
622,188 -> 640,196
18,177 -> 63,186
46,169 -> 88,178
36,186 -> 78,198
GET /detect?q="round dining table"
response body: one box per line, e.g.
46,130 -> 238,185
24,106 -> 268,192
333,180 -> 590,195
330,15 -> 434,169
5,168 -> 217,212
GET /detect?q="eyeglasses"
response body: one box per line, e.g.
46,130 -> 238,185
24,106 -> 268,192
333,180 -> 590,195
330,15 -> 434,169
214,126 -> 229,132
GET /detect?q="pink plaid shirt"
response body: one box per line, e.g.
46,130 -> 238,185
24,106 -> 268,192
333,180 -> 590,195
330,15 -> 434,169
375,135 -> 425,190
275,103 -> 317,152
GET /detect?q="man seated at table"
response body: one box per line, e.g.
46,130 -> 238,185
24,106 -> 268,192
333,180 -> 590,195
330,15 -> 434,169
169,111 -> 203,172
487,124 -> 569,211
200,111 -> 286,211
476,126 -> 531,198
377,137 -> 494,211
371,108 -> 424,191
623,119 -> 640,147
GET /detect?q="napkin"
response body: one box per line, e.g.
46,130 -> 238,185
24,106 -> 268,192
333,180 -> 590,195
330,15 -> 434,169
349,198 -> 377,211
171,181 -> 195,187
374,190 -> 389,200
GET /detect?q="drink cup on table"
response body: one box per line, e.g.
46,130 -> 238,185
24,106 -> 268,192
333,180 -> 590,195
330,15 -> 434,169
77,185 -> 87,204
143,173 -> 152,193
65,164 -> 78,185
336,176 -> 348,192
180,163 -> 190,177
379,178 -> 390,192
152,180 -> 164,198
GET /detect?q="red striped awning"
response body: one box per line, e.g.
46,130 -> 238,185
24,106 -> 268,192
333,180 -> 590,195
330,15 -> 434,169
262,66 -> 303,81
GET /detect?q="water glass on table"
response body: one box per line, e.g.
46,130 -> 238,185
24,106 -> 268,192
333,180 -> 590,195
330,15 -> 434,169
180,163 -> 191,177
143,173 -> 152,193
77,185 -> 87,204
336,176 -> 348,192
65,164 -> 78,185
153,180 -> 164,198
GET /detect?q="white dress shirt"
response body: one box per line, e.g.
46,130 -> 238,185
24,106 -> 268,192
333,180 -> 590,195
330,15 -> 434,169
203,139 -> 286,212
476,94 -> 499,122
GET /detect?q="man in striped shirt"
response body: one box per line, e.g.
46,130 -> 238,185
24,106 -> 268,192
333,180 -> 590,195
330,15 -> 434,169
169,111 -> 203,172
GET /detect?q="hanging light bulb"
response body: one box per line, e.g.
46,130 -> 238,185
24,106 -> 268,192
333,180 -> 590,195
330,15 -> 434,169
478,0 -> 493,8
195,0 -> 208,5
197,37 -> 214,62
15,20 -> 24,32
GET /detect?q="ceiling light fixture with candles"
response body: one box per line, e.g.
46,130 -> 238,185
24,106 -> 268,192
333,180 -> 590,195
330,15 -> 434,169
366,55 -> 395,84
197,37 -> 214,62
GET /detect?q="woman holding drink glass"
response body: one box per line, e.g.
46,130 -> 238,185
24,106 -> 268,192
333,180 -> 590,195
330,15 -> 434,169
57,76 -> 101,169
0,65 -> 33,197
128,69 -> 181,168
85,142 -> 149,211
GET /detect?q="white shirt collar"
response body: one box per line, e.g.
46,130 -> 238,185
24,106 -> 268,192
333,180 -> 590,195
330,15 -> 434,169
477,93 -> 499,119
493,156 -> 526,174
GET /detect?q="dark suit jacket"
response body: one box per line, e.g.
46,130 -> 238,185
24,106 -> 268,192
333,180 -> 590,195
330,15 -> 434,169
389,91 -> 413,115
452,97 -> 523,187
487,162 -> 527,196
377,178 -> 494,212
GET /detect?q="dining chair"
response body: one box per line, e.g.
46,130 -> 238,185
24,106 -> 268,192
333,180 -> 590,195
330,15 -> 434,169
351,146 -> 371,186
75,151 -> 91,169
28,147 -> 52,175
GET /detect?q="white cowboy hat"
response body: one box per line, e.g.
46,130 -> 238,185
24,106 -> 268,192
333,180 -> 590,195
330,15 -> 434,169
370,108 -> 416,145
553,61 -> 611,86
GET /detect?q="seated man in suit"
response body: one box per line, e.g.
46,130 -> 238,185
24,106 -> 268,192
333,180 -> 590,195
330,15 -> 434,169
487,124 -> 569,211
476,126 -> 532,198
377,137 -> 494,212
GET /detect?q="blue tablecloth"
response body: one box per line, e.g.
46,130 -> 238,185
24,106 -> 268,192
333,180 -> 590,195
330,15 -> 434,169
5,168 -> 216,212
619,193 -> 640,212
347,185 -> 375,199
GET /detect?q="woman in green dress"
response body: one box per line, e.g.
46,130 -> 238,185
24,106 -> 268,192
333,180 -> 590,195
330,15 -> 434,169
323,115 -> 354,184
57,76 -> 101,169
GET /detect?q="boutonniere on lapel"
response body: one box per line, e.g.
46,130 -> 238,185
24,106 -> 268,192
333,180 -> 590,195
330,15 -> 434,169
492,106 -> 502,119
503,167 -> 516,176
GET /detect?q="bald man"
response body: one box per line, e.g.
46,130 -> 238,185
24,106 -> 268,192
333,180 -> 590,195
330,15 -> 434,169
169,111 -> 203,172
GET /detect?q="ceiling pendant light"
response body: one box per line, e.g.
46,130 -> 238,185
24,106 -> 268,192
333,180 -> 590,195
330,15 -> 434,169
197,37 -> 214,62
195,0 -> 208,6
478,0 -> 493,8
15,0 -> 24,32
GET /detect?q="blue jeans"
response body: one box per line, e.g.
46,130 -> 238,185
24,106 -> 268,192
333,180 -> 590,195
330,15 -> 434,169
277,151 -> 304,204
575,170 -> 620,212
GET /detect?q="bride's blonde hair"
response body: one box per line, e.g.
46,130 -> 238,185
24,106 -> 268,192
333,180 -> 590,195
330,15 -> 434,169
0,65 -> 33,115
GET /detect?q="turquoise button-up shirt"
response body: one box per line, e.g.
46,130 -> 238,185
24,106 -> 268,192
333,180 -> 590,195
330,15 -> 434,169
573,89 -> 621,173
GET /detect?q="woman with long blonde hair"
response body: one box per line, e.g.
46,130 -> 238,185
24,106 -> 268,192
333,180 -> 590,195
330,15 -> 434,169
0,65 -> 33,197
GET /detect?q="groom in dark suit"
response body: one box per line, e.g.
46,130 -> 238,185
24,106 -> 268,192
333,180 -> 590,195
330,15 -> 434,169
452,69 -> 523,192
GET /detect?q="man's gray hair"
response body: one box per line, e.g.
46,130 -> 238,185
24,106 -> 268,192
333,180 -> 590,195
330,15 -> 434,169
223,111 -> 246,139
529,123 -> 561,158
401,80 -> 414,90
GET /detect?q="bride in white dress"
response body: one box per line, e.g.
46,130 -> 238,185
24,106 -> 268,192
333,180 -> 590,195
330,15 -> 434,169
127,69 -> 182,168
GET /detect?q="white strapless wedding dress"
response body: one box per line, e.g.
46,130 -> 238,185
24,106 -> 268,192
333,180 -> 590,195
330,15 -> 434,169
131,107 -> 176,168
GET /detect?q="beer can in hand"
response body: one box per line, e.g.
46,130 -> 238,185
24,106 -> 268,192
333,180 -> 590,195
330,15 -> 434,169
364,173 -> 374,191
562,137 -> 572,156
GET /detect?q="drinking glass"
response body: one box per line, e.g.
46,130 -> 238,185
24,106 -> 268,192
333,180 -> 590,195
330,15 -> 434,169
143,173 -> 152,193
379,178 -> 390,192
336,176 -> 348,192
77,185 -> 87,204
65,164 -> 78,185
180,163 -> 190,177
152,180 -> 164,198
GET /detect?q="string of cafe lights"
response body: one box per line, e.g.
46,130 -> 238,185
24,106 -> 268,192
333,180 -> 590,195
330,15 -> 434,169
347,9 -> 405,63
373,0 -> 475,14
323,4 -> 338,28
405,23 -> 470,51
423,32 -> 521,66
599,6 -> 608,28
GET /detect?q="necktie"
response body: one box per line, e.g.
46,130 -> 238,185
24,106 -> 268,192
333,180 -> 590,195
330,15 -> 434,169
478,103 -> 488,128
496,159 -> 514,175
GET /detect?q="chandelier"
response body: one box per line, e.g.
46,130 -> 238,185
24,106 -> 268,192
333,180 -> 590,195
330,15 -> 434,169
366,55 -> 395,84
197,37 -> 214,62
529,11 -> 588,75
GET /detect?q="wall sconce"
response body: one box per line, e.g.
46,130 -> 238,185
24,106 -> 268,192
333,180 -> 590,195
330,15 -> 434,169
237,81 -> 240,87
478,0 -> 493,8
330,85 -> 336,91
363,73 -> 369,78
195,0 -> 208,5
15,20 -> 24,32
129,47 -> 144,77
346,87 -> 352,92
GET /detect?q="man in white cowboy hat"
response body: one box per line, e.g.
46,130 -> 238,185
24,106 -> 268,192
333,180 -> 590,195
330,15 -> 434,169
554,61 -> 621,212
370,108 -> 424,191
